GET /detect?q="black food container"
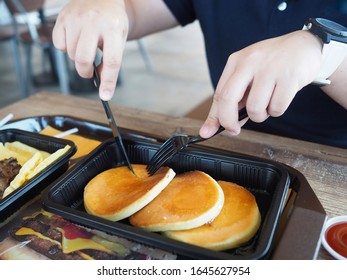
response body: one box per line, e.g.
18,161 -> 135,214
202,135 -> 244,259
0,129 -> 76,222
42,135 -> 291,260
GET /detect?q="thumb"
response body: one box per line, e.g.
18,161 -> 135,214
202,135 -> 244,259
199,101 -> 221,138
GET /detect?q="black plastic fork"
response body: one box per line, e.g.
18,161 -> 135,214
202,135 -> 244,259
146,107 -> 248,175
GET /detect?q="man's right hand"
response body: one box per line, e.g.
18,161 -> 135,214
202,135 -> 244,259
53,0 -> 129,101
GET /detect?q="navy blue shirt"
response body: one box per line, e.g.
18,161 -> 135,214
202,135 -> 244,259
162,0 -> 347,148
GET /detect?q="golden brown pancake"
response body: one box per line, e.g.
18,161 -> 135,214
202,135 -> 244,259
162,181 -> 261,251
129,170 -> 224,231
84,164 -> 175,221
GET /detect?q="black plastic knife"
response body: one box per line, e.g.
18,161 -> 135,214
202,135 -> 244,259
93,63 -> 135,174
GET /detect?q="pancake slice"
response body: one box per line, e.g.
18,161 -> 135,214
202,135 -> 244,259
84,164 -> 175,221
129,170 -> 224,231
162,181 -> 261,251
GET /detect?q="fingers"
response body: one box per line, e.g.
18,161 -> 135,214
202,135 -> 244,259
74,28 -> 99,78
53,8 -> 97,79
199,100 -> 221,138
200,62 -> 251,138
52,16 -> 67,52
98,34 -> 125,100
52,0 -> 129,101
245,75 -> 274,123
267,78 -> 298,117
200,75 -> 298,139
200,67 -> 299,139
216,70 -> 251,134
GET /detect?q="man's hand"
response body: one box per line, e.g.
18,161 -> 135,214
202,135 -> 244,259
200,30 -> 323,138
53,0 -> 129,100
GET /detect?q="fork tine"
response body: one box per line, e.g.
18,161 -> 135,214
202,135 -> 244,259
147,158 -> 172,176
147,131 -> 201,175
147,148 -> 177,175
147,135 -> 180,164
146,138 -> 180,175
147,147 -> 175,172
148,139 -> 175,164
147,108 -> 249,176
148,165 -> 164,176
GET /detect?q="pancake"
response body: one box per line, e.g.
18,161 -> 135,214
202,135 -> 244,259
129,170 -> 224,231
83,164 -> 175,221
162,181 -> 261,251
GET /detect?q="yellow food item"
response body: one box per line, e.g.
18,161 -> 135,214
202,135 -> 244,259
40,126 -> 101,159
0,142 -> 20,163
129,170 -> 225,232
3,152 -> 43,197
5,141 -> 50,160
27,145 -> 71,180
0,141 -> 46,166
84,164 -> 176,222
163,181 -> 261,251
1,139 -> 71,199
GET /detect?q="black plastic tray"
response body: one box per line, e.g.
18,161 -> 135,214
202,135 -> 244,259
0,129 -> 77,223
42,135 -> 291,260
0,115 -> 155,143
3,115 -> 327,259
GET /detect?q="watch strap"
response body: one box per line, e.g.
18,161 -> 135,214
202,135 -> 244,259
303,24 -> 347,86
315,40 -> 347,85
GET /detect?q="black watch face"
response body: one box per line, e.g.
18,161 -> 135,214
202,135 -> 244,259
315,18 -> 347,37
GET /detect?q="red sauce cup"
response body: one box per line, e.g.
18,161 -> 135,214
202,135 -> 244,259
321,215 -> 347,260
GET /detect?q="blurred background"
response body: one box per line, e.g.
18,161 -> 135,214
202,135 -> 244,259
0,0 -> 213,118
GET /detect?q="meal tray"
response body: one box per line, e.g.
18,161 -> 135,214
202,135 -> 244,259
0,129 -> 76,222
4,115 -> 326,259
0,115 -> 144,142
42,135 -> 291,260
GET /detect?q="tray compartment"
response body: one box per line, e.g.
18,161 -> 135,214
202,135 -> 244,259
43,136 -> 290,259
1,115 -> 157,143
0,129 -> 76,222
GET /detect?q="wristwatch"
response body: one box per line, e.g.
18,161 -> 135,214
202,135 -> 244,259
303,18 -> 347,86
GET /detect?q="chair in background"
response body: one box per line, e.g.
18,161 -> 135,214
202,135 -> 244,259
4,0 -> 69,96
0,21 -> 26,98
137,39 -> 153,72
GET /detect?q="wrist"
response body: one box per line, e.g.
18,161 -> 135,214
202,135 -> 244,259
302,29 -> 324,51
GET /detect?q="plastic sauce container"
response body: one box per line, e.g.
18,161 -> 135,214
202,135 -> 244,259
321,216 -> 347,260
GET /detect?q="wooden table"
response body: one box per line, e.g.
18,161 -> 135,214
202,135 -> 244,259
1,92 -> 346,260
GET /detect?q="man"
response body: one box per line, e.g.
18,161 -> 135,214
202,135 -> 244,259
53,0 -> 347,148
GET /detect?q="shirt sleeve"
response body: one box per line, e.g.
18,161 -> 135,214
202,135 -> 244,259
162,0 -> 196,26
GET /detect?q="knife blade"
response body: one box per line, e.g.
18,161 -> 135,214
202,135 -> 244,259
93,63 -> 134,174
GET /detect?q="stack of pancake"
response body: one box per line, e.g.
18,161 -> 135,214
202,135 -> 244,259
84,164 -> 261,251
